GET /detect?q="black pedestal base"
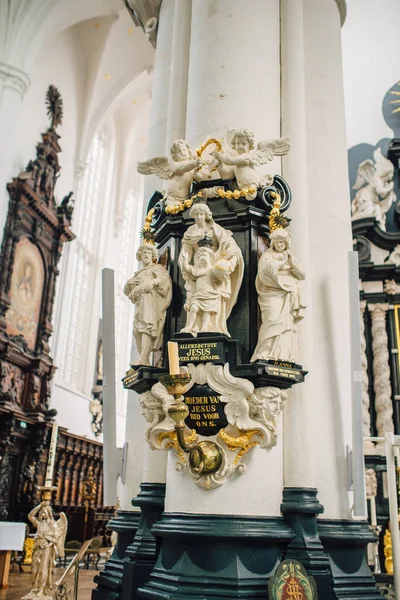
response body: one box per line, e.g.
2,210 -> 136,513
281,487 -> 332,599
92,510 -> 140,600
121,483 -> 166,600
319,519 -> 384,599
137,513 -> 294,599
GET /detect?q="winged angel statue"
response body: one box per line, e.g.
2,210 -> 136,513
137,139 -> 215,209
213,129 -> 290,200
351,148 -> 396,230
23,502 -> 67,600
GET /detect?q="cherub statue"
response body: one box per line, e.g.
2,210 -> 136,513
137,139 -> 214,209
22,501 -> 67,600
213,129 -> 290,200
139,382 -> 176,448
180,238 -> 230,335
248,387 -> 288,447
124,242 -> 172,366
351,148 -> 396,230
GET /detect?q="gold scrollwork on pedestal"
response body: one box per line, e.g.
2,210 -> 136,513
384,528 -> 393,575
218,429 -> 264,465
158,430 -> 198,464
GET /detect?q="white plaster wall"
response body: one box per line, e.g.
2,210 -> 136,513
10,28 -> 84,206
342,0 -> 400,148
164,416 -> 284,516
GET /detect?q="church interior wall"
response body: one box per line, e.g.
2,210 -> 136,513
0,3 -> 154,444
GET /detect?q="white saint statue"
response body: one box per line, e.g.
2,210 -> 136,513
124,242 -> 172,366
251,228 -> 306,363
180,241 -> 230,334
213,129 -> 290,200
22,502 -> 67,600
137,139 -> 215,209
351,148 -> 396,230
178,203 -> 244,336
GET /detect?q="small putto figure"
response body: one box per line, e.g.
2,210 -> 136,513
351,148 -> 396,230
213,129 -> 290,200
251,227 -> 306,363
180,236 -> 230,335
22,501 -> 67,600
137,139 -> 213,209
124,242 -> 172,366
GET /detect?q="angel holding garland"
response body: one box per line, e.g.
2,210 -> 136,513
213,129 -> 290,200
351,147 -> 396,230
137,139 -> 217,209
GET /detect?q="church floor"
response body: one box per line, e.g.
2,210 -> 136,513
0,568 -> 98,600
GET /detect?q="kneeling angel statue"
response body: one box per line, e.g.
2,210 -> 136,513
213,129 -> 290,200
124,242 -> 172,366
137,139 -> 216,209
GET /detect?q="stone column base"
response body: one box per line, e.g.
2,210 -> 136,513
137,513 -> 294,599
121,483 -> 166,600
92,510 -> 140,600
318,519 -> 384,599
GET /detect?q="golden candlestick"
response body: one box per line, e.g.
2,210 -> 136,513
159,373 -> 223,476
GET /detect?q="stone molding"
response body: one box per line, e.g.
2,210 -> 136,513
334,0 -> 347,26
73,158 -> 88,181
0,62 -> 30,98
368,303 -> 394,441
124,0 -> 162,47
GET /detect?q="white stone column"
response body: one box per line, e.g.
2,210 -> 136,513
185,0 -> 281,166
368,303 -> 394,452
165,0 -> 192,149
0,62 -> 30,234
289,0 -> 353,519
163,0 -> 283,518
118,391 -> 147,510
281,0 -> 315,491
281,0 -> 354,520
143,0 -> 175,204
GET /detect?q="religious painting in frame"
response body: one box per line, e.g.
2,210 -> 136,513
5,237 -> 45,350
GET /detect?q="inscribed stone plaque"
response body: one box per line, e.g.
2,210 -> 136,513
178,340 -> 224,364
264,359 -> 304,383
184,384 -> 227,436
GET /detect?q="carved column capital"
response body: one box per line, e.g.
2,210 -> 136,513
334,0 -> 347,26
360,299 -> 367,314
124,0 -> 162,47
0,62 -> 30,98
368,302 -> 389,316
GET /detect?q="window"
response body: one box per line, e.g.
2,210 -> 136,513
61,134 -> 106,387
